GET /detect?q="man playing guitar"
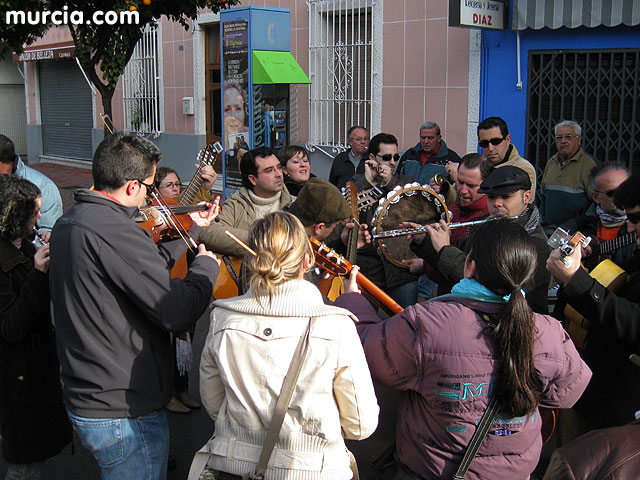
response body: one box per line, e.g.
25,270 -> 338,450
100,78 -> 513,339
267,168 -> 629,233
547,171 -> 640,440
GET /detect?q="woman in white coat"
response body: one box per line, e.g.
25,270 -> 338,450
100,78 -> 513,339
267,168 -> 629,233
196,211 -> 379,480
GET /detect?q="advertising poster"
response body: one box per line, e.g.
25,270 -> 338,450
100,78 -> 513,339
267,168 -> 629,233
222,19 -> 249,195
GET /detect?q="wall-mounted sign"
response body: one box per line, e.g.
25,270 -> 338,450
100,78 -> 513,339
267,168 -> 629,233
449,0 -> 507,30
13,46 -> 75,62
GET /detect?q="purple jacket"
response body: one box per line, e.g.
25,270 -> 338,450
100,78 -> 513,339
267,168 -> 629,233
335,293 -> 591,480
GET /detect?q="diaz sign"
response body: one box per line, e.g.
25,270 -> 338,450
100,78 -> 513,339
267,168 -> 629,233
449,0 -> 507,31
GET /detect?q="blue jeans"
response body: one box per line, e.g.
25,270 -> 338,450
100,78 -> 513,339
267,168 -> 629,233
388,280 -> 419,308
67,409 -> 169,480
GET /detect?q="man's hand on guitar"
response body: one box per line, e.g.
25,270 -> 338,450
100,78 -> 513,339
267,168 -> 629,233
546,243 -> 582,285
342,265 -> 361,294
341,222 -> 371,249
189,196 -> 221,227
195,244 -> 221,265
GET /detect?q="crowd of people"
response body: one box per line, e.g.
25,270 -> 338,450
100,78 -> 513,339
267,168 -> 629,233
0,114 -> 638,480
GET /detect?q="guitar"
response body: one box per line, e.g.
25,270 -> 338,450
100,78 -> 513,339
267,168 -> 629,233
549,227 -> 632,349
563,259 -> 629,349
343,185 -> 385,212
589,232 -> 637,257
322,181 -> 361,301
311,237 -> 404,316
180,142 -> 223,205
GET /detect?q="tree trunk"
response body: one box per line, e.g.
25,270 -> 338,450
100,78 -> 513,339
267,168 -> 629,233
100,88 -> 116,134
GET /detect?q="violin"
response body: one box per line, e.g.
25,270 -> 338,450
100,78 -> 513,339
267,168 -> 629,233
137,196 -> 208,244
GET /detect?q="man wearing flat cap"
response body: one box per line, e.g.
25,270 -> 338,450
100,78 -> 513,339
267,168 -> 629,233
408,166 -> 552,313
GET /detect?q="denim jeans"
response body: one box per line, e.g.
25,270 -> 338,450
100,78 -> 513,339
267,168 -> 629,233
388,280 -> 419,308
67,409 -> 169,480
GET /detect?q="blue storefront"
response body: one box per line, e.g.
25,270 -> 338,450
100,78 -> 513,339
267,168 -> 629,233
477,0 -> 640,177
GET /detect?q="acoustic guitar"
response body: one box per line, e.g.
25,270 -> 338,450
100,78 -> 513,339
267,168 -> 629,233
311,237 -> 404,316
321,181 -> 360,301
563,259 -> 629,349
552,229 -> 635,349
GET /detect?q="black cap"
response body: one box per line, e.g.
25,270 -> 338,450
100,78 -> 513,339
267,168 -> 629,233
288,177 -> 351,224
478,165 -> 531,195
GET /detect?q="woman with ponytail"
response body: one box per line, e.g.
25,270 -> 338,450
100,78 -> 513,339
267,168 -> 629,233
336,219 -> 591,480
196,211 -> 379,479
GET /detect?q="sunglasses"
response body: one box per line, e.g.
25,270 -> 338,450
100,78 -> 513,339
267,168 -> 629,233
627,211 -> 640,224
376,153 -> 400,162
594,188 -> 617,198
478,137 -> 505,148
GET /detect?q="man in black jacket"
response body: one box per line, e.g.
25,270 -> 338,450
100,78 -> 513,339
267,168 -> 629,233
547,171 -> 640,434
329,125 -> 369,190
50,133 -> 220,479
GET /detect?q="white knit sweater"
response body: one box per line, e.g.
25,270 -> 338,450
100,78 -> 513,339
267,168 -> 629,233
199,280 -> 379,480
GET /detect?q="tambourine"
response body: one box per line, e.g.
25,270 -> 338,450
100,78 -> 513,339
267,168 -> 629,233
372,183 -> 450,268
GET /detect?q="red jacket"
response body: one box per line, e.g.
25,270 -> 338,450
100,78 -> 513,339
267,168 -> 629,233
336,293 -> 591,480
449,195 -> 488,245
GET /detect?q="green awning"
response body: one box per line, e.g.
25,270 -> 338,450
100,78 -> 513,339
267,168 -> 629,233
252,50 -> 311,84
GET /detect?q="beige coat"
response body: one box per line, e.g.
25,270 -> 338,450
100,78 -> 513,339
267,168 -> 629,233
497,145 -> 538,199
199,280 -> 379,480
198,186 -> 294,257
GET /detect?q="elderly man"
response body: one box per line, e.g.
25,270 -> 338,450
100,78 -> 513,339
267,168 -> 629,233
547,171 -> 640,434
477,116 -> 537,199
329,125 -> 369,190
397,121 -> 460,185
199,146 -> 293,257
539,120 -> 597,234
409,166 -> 551,313
0,134 -> 63,234
576,162 -> 630,269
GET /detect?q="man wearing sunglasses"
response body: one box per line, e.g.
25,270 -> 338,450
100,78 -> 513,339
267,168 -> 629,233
353,133 -> 420,307
397,121 -> 460,186
539,120 -> 597,235
576,162 -> 630,270
546,171 -> 640,437
477,116 -> 537,199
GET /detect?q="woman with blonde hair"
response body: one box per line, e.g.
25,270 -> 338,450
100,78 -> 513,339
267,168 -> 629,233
193,211 -> 379,480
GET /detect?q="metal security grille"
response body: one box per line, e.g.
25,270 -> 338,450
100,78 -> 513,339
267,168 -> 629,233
308,0 -> 374,151
123,24 -> 161,136
526,49 -> 640,186
40,59 -> 93,161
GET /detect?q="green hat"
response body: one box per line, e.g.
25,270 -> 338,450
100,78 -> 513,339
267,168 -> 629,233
289,177 -> 351,224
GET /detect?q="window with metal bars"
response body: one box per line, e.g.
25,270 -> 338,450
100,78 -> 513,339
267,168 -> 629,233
526,49 -> 640,188
308,0 -> 377,150
122,24 -> 161,136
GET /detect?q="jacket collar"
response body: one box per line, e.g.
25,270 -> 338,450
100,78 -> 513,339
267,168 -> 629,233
74,188 -> 140,219
214,279 -> 357,320
0,237 -> 34,273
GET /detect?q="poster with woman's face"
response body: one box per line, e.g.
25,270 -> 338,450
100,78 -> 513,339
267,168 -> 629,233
222,20 -> 250,152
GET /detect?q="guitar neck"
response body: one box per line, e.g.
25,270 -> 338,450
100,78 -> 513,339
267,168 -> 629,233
180,172 -> 205,206
355,272 -> 404,316
598,232 -> 637,255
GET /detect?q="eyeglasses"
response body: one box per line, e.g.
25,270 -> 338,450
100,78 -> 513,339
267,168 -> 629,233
478,137 -> 505,148
555,134 -> 578,141
376,153 -> 400,162
626,211 -> 640,224
159,182 -> 181,189
594,188 -> 617,198
138,180 -> 156,193
257,164 -> 283,175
